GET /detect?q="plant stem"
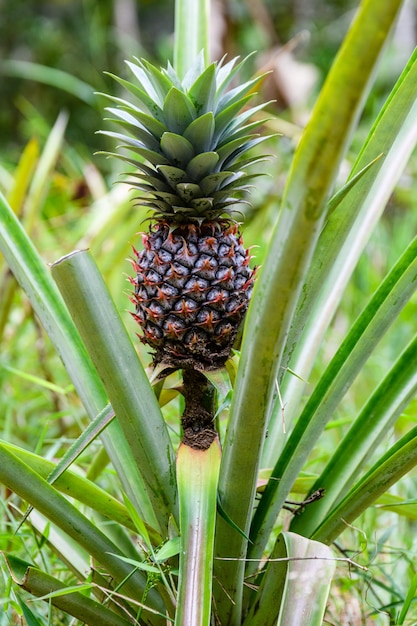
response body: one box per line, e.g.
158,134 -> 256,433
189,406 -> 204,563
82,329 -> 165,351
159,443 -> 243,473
175,438 -> 221,626
181,369 -> 216,450
174,0 -> 209,79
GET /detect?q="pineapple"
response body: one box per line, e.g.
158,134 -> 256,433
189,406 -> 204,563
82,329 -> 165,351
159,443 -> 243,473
101,54 -> 268,371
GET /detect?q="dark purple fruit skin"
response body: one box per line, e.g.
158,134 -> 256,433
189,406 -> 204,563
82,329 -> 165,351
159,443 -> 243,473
130,221 -> 256,370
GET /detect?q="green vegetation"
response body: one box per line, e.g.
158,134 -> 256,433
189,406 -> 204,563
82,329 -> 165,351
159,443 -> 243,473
1,0 -> 417,624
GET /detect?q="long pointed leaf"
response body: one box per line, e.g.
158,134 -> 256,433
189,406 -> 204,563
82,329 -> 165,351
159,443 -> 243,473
312,424 -> 417,544
0,190 -> 158,528
4,554 -> 133,626
263,46 -> 417,466
242,532 -> 335,626
252,230 -> 417,551
298,332 -> 417,539
175,438 -> 221,626
0,444 -> 166,624
213,3 -> 404,621
51,250 -> 177,532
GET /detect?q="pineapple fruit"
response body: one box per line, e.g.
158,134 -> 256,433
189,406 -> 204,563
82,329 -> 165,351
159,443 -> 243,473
101,54 -> 268,371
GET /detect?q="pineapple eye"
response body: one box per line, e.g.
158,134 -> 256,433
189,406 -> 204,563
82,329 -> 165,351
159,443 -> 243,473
160,283 -> 179,297
225,295 -> 245,313
146,269 -> 163,284
234,274 -> 251,290
207,287 -> 228,303
196,308 -> 221,324
214,321 -> 234,338
215,266 -> 234,282
184,276 -> 210,292
174,298 -> 198,313
156,249 -> 173,263
163,315 -> 187,338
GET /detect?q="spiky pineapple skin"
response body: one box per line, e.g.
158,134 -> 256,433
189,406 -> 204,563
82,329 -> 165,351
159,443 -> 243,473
131,221 -> 256,370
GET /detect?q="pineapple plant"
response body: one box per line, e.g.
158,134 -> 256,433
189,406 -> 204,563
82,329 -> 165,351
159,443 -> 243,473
100,54 -> 269,372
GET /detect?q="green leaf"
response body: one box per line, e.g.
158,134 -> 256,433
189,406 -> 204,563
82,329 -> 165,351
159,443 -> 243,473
217,101 -> 272,144
0,191 -> 152,525
6,137 -> 38,215
175,438 -> 221,626
215,53 -> 256,102
153,190 -> 184,205
160,132 -> 195,168
2,59 -> 96,105
105,72 -> 165,122
176,183 -> 202,202
163,87 -> 196,134
133,58 -> 174,103
261,231 -> 417,541
263,46 -> 417,468
184,112 -> 215,152
173,0 -> 209,79
1,439 -> 138,533
99,129 -> 168,166
397,570 -> 417,625
242,533 -> 335,626
158,165 -> 188,188
154,537 -> 181,562
98,92 -> 168,138
186,151 -> 219,180
199,171 -> 235,195
213,95 -> 254,143
0,445 -> 166,620
213,2 -> 405,622
0,362 -> 72,394
187,63 -> 217,115
17,597 -> 43,626
216,76 -> 262,116
312,423 -> 417,544
104,108 -> 162,149
23,111 -> 68,235
5,554 -> 136,626
128,108 -> 168,140
108,553 -> 161,574
217,136 -> 267,168
51,250 -> 178,532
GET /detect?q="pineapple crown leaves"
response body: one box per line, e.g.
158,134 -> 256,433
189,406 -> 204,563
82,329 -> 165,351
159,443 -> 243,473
99,53 -> 273,222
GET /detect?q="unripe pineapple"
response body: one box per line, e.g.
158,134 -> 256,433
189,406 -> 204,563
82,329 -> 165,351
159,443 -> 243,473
101,54 -> 269,371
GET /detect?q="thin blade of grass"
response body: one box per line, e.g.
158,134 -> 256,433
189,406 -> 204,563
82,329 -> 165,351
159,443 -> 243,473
1,60 -> 96,106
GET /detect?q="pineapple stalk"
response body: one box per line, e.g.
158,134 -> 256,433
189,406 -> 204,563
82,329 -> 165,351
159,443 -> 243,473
174,0 -> 210,79
181,368 -> 216,450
